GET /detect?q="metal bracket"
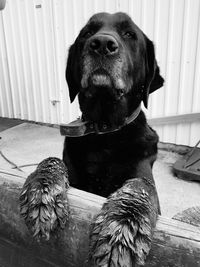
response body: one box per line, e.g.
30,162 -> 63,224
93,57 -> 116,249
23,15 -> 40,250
50,100 -> 60,106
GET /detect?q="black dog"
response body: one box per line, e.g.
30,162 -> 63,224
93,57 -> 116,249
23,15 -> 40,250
20,12 -> 164,266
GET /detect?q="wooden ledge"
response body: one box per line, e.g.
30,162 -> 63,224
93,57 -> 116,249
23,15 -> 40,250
0,175 -> 200,266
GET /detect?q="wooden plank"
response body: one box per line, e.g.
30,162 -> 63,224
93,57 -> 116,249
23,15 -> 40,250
158,142 -> 191,154
149,112 -> 200,126
0,176 -> 200,266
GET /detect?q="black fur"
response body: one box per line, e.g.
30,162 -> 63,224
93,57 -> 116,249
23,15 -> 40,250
63,112 -> 159,197
64,12 -> 164,266
20,12 -> 164,266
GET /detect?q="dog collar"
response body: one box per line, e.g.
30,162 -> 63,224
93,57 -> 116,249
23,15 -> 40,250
60,104 -> 141,137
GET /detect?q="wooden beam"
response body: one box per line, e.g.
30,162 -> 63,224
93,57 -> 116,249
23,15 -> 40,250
149,112 -> 200,126
0,175 -> 200,266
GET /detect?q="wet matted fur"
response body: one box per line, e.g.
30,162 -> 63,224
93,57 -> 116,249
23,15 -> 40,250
20,12 -> 164,266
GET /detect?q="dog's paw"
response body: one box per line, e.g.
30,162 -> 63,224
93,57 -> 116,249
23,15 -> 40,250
90,216 -> 151,266
19,157 -> 69,240
90,178 -> 158,266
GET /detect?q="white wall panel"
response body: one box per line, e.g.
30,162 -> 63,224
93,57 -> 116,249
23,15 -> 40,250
0,0 -> 200,146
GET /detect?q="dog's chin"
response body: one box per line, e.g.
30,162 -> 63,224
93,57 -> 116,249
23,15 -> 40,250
80,95 -> 128,127
81,72 -> 112,90
79,79 -> 128,127
90,73 -> 112,88
81,72 -> 126,100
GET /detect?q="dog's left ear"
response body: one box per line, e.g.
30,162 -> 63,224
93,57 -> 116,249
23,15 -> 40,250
66,43 -> 79,103
143,36 -> 164,108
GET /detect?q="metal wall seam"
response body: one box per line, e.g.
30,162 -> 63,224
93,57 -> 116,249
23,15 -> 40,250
34,1 -> 48,123
0,14 -> 11,117
2,2 -> 19,118
11,0 -> 25,119
41,0 -> 53,124
29,1 -> 43,122
24,1 -> 39,122
16,0 -> 30,120
191,0 -> 200,114
189,0 -> 200,146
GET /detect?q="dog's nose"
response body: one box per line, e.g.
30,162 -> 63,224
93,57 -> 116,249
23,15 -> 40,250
89,35 -> 119,56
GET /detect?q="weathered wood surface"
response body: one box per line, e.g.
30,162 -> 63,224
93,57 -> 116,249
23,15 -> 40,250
0,174 -> 200,267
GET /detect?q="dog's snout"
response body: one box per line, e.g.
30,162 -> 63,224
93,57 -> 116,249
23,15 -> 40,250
89,35 -> 119,56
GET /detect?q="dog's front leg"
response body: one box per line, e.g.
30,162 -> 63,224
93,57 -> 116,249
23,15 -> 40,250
89,176 -> 159,267
19,157 -> 69,240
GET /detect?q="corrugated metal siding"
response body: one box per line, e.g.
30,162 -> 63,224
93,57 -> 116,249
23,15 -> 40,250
0,0 -> 200,146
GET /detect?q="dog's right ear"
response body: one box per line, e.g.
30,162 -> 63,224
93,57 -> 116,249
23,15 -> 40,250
142,36 -> 164,108
65,43 -> 79,103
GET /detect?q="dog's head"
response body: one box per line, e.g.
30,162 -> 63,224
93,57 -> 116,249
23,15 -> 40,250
66,12 -> 164,126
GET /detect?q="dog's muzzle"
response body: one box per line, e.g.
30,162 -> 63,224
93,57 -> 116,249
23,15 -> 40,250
81,32 -> 128,98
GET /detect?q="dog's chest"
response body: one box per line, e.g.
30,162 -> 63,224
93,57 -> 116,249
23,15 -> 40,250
70,135 -> 145,194
82,145 -> 136,195
65,124 -> 158,196
85,149 -> 111,174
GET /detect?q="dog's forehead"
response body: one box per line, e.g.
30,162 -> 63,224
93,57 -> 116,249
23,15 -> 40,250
87,12 -> 135,29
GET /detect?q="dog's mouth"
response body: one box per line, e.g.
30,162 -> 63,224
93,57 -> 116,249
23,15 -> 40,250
89,72 -> 112,88
81,68 -> 112,88
81,68 -> 126,100
89,68 -> 114,90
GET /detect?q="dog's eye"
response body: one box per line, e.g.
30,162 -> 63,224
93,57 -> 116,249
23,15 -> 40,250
123,31 -> 136,39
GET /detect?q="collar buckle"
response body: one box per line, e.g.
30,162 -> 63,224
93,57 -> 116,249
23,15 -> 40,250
60,104 -> 141,137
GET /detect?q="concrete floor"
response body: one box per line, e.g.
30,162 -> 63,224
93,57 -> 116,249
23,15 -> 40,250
0,122 -> 64,174
0,120 -> 200,218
